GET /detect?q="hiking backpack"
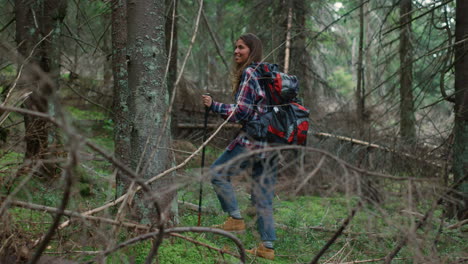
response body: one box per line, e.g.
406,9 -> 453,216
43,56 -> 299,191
244,63 -> 310,145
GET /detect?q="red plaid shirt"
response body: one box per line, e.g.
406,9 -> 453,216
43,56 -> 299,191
210,63 -> 268,152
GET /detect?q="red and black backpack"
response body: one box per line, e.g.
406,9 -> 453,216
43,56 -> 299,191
244,63 -> 310,145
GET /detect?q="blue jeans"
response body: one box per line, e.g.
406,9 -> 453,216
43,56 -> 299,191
210,144 -> 277,241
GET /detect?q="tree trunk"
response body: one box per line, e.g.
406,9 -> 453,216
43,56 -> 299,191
399,0 -> 416,143
291,0 -> 313,103
72,0 -> 81,74
452,0 -> 468,220
355,0 -> 365,125
15,0 -> 66,177
112,0 -> 131,196
126,0 -> 175,224
15,0 -> 48,164
276,0 -> 289,71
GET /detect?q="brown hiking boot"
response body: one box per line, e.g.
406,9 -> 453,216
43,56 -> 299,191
246,243 -> 275,260
212,216 -> 246,232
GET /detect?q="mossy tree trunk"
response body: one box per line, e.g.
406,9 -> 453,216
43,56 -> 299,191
452,0 -> 468,220
399,0 -> 416,143
112,0 -> 131,196
126,0 -> 175,224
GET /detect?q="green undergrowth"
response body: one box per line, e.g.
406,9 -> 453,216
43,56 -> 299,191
67,105 -> 114,150
173,185 -> 467,264
4,177 -> 467,263
2,106 -> 467,263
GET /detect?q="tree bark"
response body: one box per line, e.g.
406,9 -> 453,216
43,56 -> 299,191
15,0 -> 67,177
452,0 -> 468,220
399,0 -> 416,143
15,0 -> 47,164
355,0 -> 365,125
291,0 -> 313,102
126,0 -> 175,224
111,0 -> 131,196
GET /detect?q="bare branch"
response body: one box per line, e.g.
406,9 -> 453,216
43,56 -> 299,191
5,198 -> 149,230
294,155 -> 326,195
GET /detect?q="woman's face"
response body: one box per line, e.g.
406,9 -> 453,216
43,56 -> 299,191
234,39 -> 250,65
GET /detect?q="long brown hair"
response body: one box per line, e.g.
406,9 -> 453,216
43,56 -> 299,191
231,33 -> 263,95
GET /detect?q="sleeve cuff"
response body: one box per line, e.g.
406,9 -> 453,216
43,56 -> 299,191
211,101 -> 222,113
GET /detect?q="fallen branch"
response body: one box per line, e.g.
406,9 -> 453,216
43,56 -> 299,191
313,132 -> 443,168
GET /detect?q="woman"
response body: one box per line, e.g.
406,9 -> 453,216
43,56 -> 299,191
201,33 -> 277,260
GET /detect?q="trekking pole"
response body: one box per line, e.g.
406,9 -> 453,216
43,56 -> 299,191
198,93 -> 210,226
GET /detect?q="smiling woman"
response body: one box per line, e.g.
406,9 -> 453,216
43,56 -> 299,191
200,33 -> 278,260
234,39 -> 250,65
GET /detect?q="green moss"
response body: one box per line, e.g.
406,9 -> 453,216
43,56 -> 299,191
0,151 -> 23,166
67,106 -> 107,120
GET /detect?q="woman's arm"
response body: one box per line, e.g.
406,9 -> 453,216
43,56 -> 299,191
211,68 -> 260,122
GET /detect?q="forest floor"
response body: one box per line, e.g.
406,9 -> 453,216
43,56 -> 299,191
1,104 -> 467,264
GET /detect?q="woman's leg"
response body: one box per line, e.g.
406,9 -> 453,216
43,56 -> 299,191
251,155 -> 278,242
210,144 -> 249,215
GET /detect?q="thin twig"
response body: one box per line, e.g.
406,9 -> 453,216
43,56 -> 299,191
283,6 -> 293,74
66,82 -> 112,113
0,30 -> 54,126
305,0 -> 370,49
0,234 -> 14,255
294,155 -> 326,195
447,219 -> 468,229
6,198 -> 149,230
382,0 -> 454,36
0,17 -> 15,33
0,161 -> 37,217
201,10 -> 229,72
309,201 -> 362,264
